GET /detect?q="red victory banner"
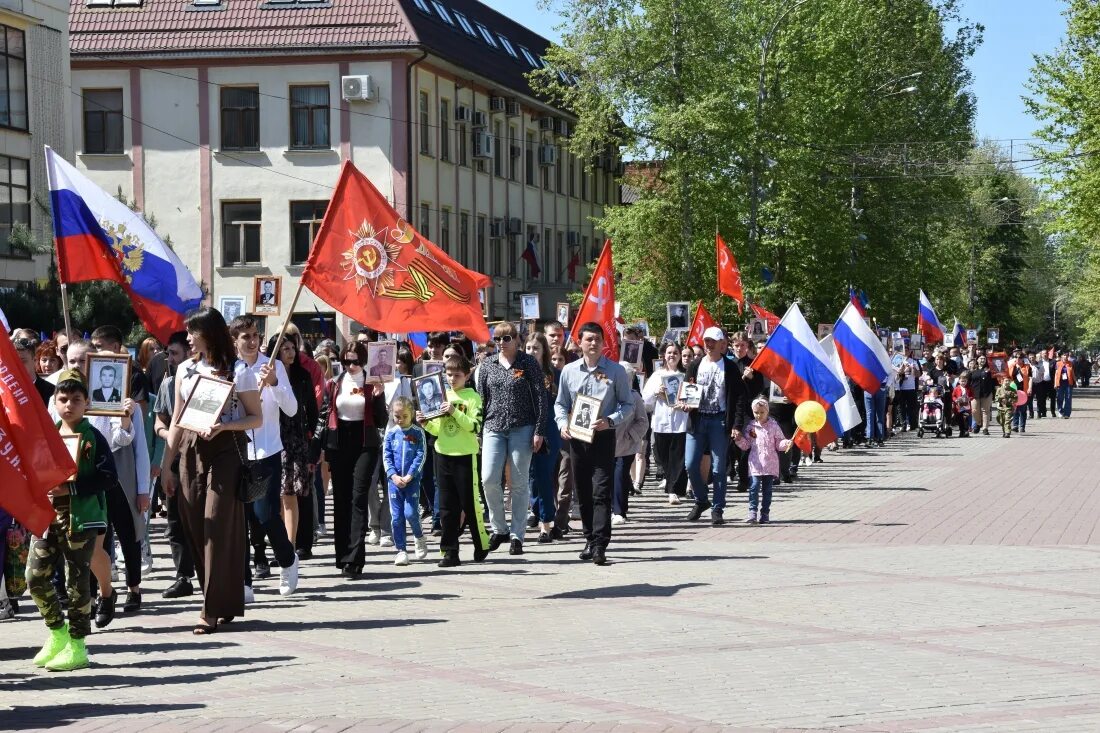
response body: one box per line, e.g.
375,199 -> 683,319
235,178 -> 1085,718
0,329 -> 77,535
570,240 -> 619,359
751,303 -> 781,332
302,161 -> 492,342
685,301 -> 718,348
716,233 -> 744,314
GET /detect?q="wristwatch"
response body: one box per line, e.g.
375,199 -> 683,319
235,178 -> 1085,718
607,417 -> 616,428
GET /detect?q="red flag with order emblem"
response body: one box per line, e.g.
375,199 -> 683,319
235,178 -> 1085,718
0,329 -> 77,535
685,301 -> 718,348
716,233 -> 744,314
301,161 -> 492,342
569,240 -> 619,359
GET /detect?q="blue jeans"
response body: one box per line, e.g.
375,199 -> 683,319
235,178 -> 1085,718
388,480 -> 423,552
528,427 -> 561,523
481,424 -> 536,540
246,454 -> 295,569
748,475 -> 774,516
1012,404 -> 1028,430
1057,385 -> 1073,416
685,413 -> 729,510
863,387 -> 887,442
612,455 -> 635,517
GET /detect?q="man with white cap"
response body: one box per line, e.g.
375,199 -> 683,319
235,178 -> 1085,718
680,326 -> 748,526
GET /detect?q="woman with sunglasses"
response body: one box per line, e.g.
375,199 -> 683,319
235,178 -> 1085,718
475,323 -> 547,556
313,341 -> 388,579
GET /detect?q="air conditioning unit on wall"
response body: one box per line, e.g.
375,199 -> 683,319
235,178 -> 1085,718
341,75 -> 376,102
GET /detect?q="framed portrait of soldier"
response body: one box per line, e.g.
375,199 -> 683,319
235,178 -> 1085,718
769,380 -> 788,404
520,293 -> 540,321
218,295 -> 245,323
412,371 -> 448,420
662,373 -> 682,404
556,302 -> 570,326
667,302 -> 690,330
966,328 -> 979,343
620,339 -> 643,369
677,381 -> 703,409
987,328 -> 1000,345
366,340 -> 397,383
84,353 -> 131,416
176,375 -> 235,433
568,394 -> 602,444
252,275 -> 281,316
421,360 -> 446,376
817,323 -> 834,339
61,434 -> 80,482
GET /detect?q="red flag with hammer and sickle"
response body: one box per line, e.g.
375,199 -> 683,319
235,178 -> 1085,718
302,161 -> 492,342
685,301 -> 718,348
717,233 -> 743,315
570,240 -> 619,359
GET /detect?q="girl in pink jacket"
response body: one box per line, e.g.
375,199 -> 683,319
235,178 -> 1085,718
733,398 -> 791,524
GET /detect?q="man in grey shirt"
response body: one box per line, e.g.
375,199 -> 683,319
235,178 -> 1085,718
554,322 -> 634,566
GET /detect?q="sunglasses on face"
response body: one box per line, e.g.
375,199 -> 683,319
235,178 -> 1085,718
492,335 -> 514,344
343,358 -> 360,366
14,338 -> 38,351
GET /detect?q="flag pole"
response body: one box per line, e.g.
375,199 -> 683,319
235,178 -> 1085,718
264,279 -> 309,384
715,222 -> 723,328
60,282 -> 73,339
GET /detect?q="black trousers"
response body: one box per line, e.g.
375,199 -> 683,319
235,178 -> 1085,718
568,430 -> 615,550
898,389 -> 918,429
165,478 -> 195,579
104,482 -> 142,588
295,490 -> 315,554
436,452 -> 488,555
1035,381 -> 1051,416
652,432 -> 687,496
329,421 -> 379,571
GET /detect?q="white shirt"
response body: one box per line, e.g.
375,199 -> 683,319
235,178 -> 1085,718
642,368 -> 688,434
336,371 -> 366,422
235,353 -> 296,461
695,357 -> 725,413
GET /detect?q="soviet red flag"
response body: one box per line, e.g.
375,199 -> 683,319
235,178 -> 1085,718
0,329 -> 77,535
685,301 -> 719,348
751,303 -> 781,333
570,240 -> 619,359
302,161 -> 492,342
716,233 -> 744,314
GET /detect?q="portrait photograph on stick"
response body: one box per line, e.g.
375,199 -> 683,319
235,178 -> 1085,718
620,339 -> 643,369
677,381 -> 703,409
556,302 -> 570,325
412,371 -> 448,419
85,352 -> 131,416
366,340 -> 397,383
568,394 -> 602,444
252,275 -> 282,316
520,293 -> 540,321
176,375 -> 235,433
667,301 -> 690,330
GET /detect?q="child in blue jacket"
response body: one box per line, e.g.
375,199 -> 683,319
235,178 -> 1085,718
383,397 -> 428,565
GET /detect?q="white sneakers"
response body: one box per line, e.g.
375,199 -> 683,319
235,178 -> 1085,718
668,493 -> 681,505
140,541 -> 154,574
279,555 -> 299,597
394,551 -> 410,566
414,537 -> 429,560
316,523 -> 328,537
658,478 -> 667,491
366,530 -> 380,546
611,514 -> 627,526
379,535 -> 394,548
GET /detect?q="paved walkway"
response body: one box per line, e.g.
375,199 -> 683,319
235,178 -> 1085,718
3,392 -> 1100,732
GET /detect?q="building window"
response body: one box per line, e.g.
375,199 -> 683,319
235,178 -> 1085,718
497,35 -> 518,58
509,125 -> 519,181
430,1 -> 454,24
476,23 -> 498,48
454,11 -> 476,36
458,212 -> 469,266
82,89 -> 124,155
290,200 -> 327,264
556,231 -> 564,283
519,46 -> 539,68
568,154 -> 576,197
439,207 -> 451,252
0,155 -> 29,258
457,122 -> 468,166
581,167 -> 589,201
542,143 -> 551,190
411,0 -> 430,12
420,202 -> 430,240
476,214 -> 487,274
439,99 -> 450,162
489,120 -> 502,177
554,146 -> 562,192
596,169 -> 604,205
419,91 -> 431,155
289,85 -> 330,149
525,130 -> 535,186
0,27 -> 27,130
543,228 -> 552,283
222,201 -> 261,266
220,86 -> 259,151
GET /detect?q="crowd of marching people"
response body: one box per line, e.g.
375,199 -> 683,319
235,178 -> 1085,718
0,311 -> 1092,671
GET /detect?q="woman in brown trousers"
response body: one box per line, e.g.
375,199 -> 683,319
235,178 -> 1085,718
161,308 -> 262,634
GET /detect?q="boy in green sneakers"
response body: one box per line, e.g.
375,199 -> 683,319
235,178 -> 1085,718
28,369 -> 116,671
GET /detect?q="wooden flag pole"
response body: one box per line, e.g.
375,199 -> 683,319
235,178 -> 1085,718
60,283 -> 73,340
261,279 -> 309,391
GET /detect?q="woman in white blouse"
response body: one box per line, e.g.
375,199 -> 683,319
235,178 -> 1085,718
161,308 -> 262,634
642,341 -> 689,505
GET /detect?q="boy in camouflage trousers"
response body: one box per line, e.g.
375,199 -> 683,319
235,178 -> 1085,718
994,375 -> 1018,439
28,369 -> 116,671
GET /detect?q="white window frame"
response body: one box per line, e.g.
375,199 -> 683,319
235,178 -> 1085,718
476,23 -> 498,48
430,1 -> 454,25
454,11 -> 476,36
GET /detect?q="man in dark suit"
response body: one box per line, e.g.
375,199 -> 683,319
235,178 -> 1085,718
259,280 -> 277,306
93,364 -> 122,403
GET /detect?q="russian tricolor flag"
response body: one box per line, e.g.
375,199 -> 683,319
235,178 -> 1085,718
407,331 -> 428,359
917,289 -> 945,345
832,302 -> 892,394
819,334 -> 863,446
951,318 -> 967,348
751,303 -> 848,447
849,287 -> 866,317
45,147 -> 203,342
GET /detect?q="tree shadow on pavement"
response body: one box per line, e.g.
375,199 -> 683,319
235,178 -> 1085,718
99,655 -> 297,669
4,703 -> 205,728
8,663 -> 284,692
231,617 -> 447,633
541,582 -> 708,600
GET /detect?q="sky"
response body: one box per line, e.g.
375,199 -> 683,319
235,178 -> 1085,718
480,0 -> 1068,144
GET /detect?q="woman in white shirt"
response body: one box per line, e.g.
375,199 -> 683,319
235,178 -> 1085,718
642,341 -> 689,505
161,308 -> 262,635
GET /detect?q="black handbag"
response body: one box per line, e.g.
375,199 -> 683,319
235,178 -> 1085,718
233,430 -> 267,503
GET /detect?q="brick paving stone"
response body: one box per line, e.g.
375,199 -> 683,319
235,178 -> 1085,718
3,391 -> 1100,731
